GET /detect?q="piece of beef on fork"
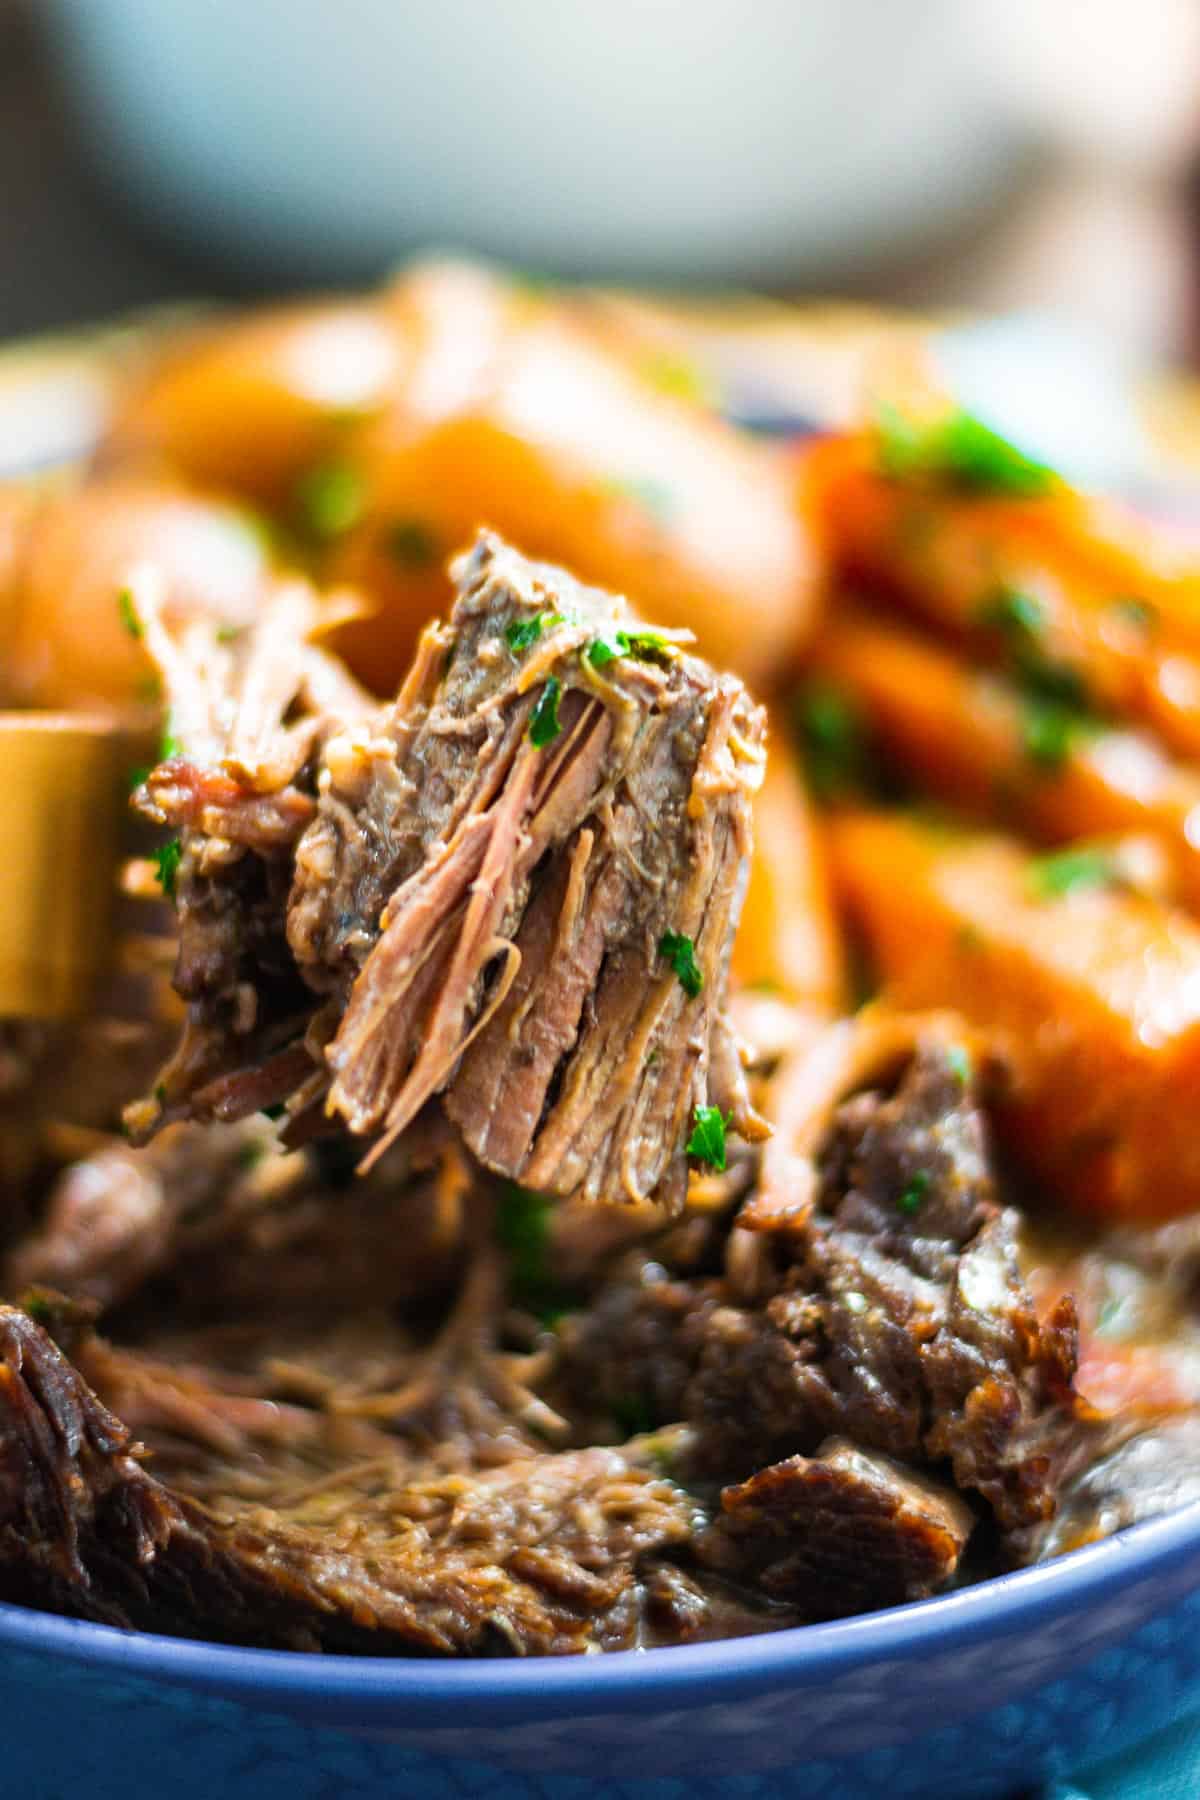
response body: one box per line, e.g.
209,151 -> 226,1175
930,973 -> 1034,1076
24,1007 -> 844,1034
129,533 -> 768,1213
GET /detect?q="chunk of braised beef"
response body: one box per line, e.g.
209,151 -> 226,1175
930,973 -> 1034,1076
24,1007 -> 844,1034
7,1122 -> 464,1322
697,1437 -> 975,1615
557,1037 -> 1088,1553
0,1305 -> 701,1655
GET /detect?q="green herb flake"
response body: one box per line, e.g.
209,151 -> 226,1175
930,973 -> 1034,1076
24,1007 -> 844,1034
795,683 -> 864,800
496,1183 -> 571,1322
159,730 -> 183,761
117,587 -> 143,640
612,1394 -> 656,1439
623,628 -> 674,665
658,932 -> 703,999
386,518 -> 439,568
135,672 -> 162,705
261,1102 -> 287,1122
293,459 -> 365,541
1021,697 -> 1084,771
897,1169 -> 931,1215
875,404 -> 926,481
586,631 -> 626,669
215,623 -> 244,645
505,611 -> 564,655
152,838 -> 182,901
946,1045 -> 973,1087
153,1084 -> 167,1106
877,405 -> 1056,498
235,1141 -> 265,1173
586,627 -> 674,671
496,1184 -> 551,1285
22,1294 -> 52,1326
1028,844 -> 1117,901
978,585 -> 1045,645
687,1104 -> 728,1172
126,763 -> 150,795
980,586 -> 1095,736
528,675 -> 563,748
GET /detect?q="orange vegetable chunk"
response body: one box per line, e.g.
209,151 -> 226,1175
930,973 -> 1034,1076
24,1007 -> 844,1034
829,809 -> 1200,1221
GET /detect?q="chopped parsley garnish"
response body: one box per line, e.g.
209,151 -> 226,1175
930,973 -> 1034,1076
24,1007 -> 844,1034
602,474 -> 675,522
505,611 -> 563,655
978,585 -> 1044,645
586,627 -> 674,670
159,729 -> 182,761
293,459 -> 364,540
235,1140 -> 266,1173
876,405 -> 1056,498
623,628 -> 674,664
897,1170 -> 930,1215
528,676 -> 563,747
687,1104 -> 728,1171
152,838 -> 182,900
1028,844 -> 1117,900
136,672 -> 162,705
658,932 -> 703,998
386,518 -> 438,568
946,1045 -> 973,1087
496,1183 -> 570,1323
795,683 -> 864,800
586,631 -> 625,669
1021,697 -> 1086,771
978,585 -> 1095,756
215,623 -> 244,645
126,763 -> 150,794
153,1084 -> 167,1106
117,587 -> 143,640
612,1394 -> 656,1438
23,1294 -> 52,1325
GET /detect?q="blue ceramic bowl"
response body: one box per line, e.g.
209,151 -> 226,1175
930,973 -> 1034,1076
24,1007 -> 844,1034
5,1503 -> 1200,1800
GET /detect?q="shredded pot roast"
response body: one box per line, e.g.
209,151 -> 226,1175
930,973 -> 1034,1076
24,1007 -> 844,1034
6,270 -> 1200,1657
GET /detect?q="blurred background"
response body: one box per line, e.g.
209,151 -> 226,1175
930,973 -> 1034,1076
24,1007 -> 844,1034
3,0 -> 1200,361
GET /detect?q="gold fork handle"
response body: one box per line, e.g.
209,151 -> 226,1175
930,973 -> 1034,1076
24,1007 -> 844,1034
0,713 -> 125,1018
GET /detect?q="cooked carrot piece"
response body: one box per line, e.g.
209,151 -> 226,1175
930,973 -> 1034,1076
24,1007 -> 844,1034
4,477 -> 272,719
827,809 -> 1200,1221
326,261 -> 817,695
105,300 -> 405,505
810,607 -> 1200,912
731,721 -> 845,1017
804,432 -> 1200,760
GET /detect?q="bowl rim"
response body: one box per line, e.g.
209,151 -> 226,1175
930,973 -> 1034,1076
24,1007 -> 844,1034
3,1498 -> 1200,1715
